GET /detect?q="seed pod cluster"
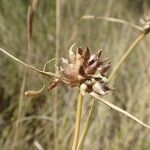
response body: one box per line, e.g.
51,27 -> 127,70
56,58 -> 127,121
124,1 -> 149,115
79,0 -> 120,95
58,46 -> 112,95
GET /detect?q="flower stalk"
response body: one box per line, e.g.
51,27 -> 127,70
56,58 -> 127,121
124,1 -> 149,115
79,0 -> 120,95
77,98 -> 95,150
72,92 -> 83,150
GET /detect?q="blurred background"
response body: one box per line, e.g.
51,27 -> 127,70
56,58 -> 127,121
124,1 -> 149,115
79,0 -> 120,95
0,0 -> 150,149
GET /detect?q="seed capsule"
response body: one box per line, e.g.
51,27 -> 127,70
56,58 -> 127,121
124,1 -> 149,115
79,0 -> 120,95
92,82 -> 106,95
85,60 -> 99,75
88,54 -> 97,65
78,65 -> 86,76
82,47 -> 90,60
77,48 -> 83,55
62,68 -> 79,82
98,62 -> 111,74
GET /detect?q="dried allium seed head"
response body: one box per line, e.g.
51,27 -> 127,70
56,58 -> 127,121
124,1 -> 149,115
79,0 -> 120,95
54,46 -> 112,96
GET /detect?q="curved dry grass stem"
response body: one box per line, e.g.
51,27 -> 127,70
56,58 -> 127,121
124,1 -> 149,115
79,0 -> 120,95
13,72 -> 27,149
108,33 -> 146,81
0,48 -> 62,80
72,92 -> 83,150
81,15 -> 144,32
25,85 -> 45,96
77,98 -> 95,150
18,115 -> 54,123
90,92 -> 150,129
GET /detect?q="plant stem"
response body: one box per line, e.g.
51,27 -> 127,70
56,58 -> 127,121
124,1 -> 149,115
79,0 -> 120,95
108,33 -> 145,81
80,15 -> 143,32
90,92 -> 150,129
53,0 -> 60,149
72,92 -> 83,150
0,47 -> 62,80
77,98 -> 95,150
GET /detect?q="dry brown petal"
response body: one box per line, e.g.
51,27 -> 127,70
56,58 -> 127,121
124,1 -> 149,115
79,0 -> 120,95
96,49 -> 102,58
87,50 -> 102,65
98,62 -> 111,74
62,68 -> 79,82
99,57 -> 109,65
76,54 -> 84,69
78,65 -> 86,76
77,48 -> 83,55
88,54 -> 97,65
85,60 -> 99,74
82,47 -> 90,60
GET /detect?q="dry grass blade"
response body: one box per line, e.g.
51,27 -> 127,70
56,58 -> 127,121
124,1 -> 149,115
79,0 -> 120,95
19,115 -> 54,123
53,0 -> 60,149
32,0 -> 39,12
81,15 -> 143,32
90,92 -> 150,129
13,1 -> 39,147
27,0 -> 39,39
27,6 -> 33,40
108,33 -> 145,81
0,48 -> 61,79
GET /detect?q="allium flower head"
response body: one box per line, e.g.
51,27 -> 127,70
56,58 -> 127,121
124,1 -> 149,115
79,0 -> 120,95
56,46 -> 112,96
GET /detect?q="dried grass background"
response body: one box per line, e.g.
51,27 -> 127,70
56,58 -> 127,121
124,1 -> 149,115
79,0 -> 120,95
0,0 -> 150,149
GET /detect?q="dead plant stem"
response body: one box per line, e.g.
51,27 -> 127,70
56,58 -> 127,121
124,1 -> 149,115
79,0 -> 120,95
77,98 -> 95,150
53,0 -> 60,149
108,33 -> 146,81
72,93 -> 83,150
90,92 -> 150,129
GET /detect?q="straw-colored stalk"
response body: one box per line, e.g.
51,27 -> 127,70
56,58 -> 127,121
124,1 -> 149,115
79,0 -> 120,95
90,92 -> 150,129
77,98 -> 95,150
108,33 -> 146,81
53,0 -> 60,149
12,1 -> 38,149
80,15 -> 144,32
72,92 -> 83,150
